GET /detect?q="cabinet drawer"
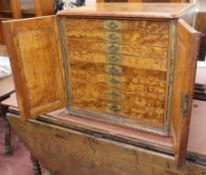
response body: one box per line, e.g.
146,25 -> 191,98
65,18 -> 169,34
71,80 -> 166,109
69,60 -> 167,81
72,95 -> 164,126
66,30 -> 169,47
69,51 -> 167,71
70,69 -> 166,89
68,39 -> 168,59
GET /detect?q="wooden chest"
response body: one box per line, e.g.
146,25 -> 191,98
3,3 -> 200,167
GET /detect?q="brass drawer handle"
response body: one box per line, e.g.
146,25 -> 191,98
107,77 -> 122,85
104,20 -> 122,30
107,103 -> 122,113
106,44 -> 120,52
107,91 -> 123,99
105,65 -> 123,75
105,33 -> 121,41
106,55 -> 122,64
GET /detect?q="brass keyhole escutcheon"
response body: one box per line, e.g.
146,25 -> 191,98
106,55 -> 121,64
107,103 -> 122,113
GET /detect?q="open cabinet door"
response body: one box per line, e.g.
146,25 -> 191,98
171,19 -> 200,168
3,16 -> 67,120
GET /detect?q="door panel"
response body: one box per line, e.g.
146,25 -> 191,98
3,16 -> 67,119
171,19 -> 200,168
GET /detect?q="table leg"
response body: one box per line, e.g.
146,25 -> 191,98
0,104 -> 13,155
31,155 -> 42,175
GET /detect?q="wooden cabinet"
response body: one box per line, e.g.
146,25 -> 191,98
3,2 -> 200,168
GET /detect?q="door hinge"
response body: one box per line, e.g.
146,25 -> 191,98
181,95 -> 189,117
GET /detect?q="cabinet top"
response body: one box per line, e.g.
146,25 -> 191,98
58,3 -> 195,19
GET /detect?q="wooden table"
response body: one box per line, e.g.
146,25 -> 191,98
1,94 -> 206,175
0,76 -> 15,155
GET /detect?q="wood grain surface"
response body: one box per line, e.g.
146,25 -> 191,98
7,115 -> 206,175
69,52 -> 167,71
58,3 -> 195,19
70,72 -> 166,94
64,17 -> 171,135
3,16 -> 67,119
72,95 -> 164,126
66,30 -> 169,46
171,19 -> 200,168
0,76 -> 14,98
69,60 -> 167,81
65,18 -> 170,34
70,69 -> 167,88
71,80 -> 166,107
68,39 -> 168,59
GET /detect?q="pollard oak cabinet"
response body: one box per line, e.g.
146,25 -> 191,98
3,3 -> 200,168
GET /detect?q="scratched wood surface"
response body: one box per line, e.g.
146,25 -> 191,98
8,115 -> 206,175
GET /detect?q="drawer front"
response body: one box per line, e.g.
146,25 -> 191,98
70,70 -> 166,94
66,30 -> 169,47
72,95 -> 164,126
65,18 -> 169,34
70,69 -> 166,89
70,80 -> 166,109
69,51 -> 167,71
68,39 -> 168,59
69,60 -> 167,81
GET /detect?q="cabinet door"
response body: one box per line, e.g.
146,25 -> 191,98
171,19 -> 200,168
3,16 -> 67,120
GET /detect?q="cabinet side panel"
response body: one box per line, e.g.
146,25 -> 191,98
3,16 -> 67,119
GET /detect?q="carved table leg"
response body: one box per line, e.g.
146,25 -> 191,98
31,155 -> 42,175
0,104 -> 13,155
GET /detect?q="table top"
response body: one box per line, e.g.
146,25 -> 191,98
0,76 -> 15,100
2,93 -> 206,159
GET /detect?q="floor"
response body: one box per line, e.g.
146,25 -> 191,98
0,118 -> 34,175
